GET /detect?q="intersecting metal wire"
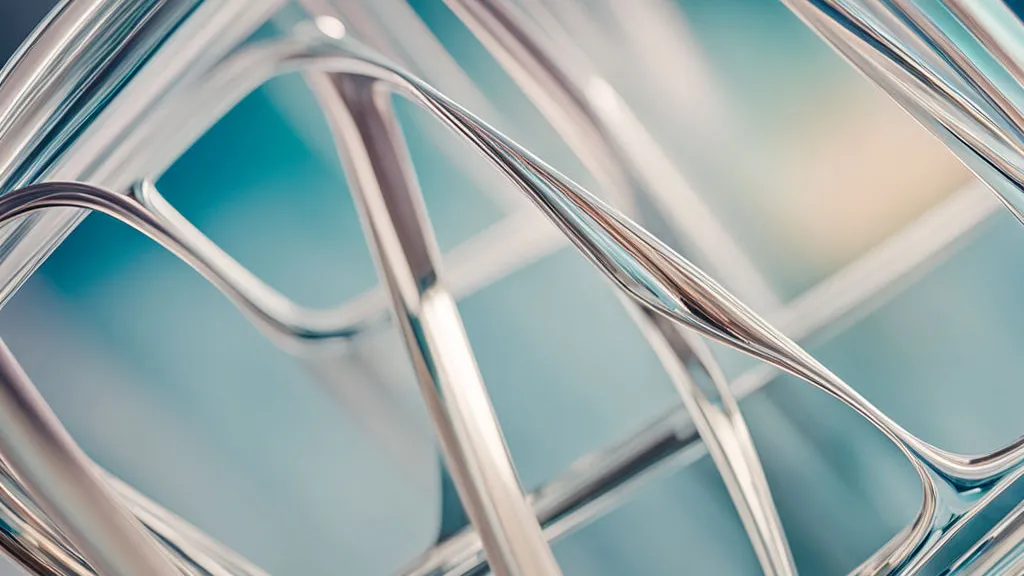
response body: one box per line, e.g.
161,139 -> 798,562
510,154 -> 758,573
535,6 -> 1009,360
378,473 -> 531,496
0,1 -> 1019,576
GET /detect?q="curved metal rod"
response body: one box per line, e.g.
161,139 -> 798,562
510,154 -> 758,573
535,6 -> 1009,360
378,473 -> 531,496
136,94 -> 991,573
0,36 -> 957,576
100,471 -> 268,576
400,178 -> 997,576
0,342 -> 181,576
780,1 -> 1024,571
439,2 -> 794,573
884,0 -> 1024,136
441,0 -> 780,312
0,86 -> 565,574
633,308 -> 796,576
257,30 -> 1024,574
0,30 -> 980,574
134,181 -> 432,485
131,180 -> 374,354
0,449 -> 266,576
0,183 -> 300,575
0,457 -> 95,576
942,499 -> 1024,575
942,0 -> 1024,103
0,19 -> 1016,575
783,0 -> 1024,224
119,12 -> 1024,569
53,20 -> 791,573
311,73 -> 560,576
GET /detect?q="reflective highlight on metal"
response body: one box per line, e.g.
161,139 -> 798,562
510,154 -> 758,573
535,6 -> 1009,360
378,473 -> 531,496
437,2 -> 794,574
0,1 -> 1021,575
781,0 -> 1024,223
313,73 -> 560,576
0,342 -> 179,576
779,0 -> 1024,572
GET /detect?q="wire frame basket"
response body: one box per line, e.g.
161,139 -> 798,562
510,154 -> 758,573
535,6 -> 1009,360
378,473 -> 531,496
0,1 -> 1022,575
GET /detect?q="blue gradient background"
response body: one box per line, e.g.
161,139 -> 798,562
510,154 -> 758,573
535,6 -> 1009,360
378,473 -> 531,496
0,1 -> 1022,574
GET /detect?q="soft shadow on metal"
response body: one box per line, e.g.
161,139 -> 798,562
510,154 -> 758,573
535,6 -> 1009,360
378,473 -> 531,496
0,1 -> 1023,576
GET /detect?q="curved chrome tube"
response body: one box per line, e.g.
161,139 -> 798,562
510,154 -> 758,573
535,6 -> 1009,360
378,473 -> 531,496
131,179 -> 377,353
310,73 -> 560,576
779,0 -> 1024,571
0,448 -> 267,576
0,11 -> 1021,575
438,2 -> 795,574
782,0 -> 1024,223
0,46 -> 952,573
399,179 -> 1000,576
0,342 -> 184,576
943,499 -> 1024,575
219,29 -> 1024,575
439,0 -> 780,311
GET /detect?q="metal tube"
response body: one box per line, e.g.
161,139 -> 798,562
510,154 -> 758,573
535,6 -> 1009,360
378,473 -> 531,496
312,73 -> 561,576
0,342 -> 180,576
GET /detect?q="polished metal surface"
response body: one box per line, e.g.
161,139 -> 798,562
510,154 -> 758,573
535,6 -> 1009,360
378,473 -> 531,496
0,0 -> 285,308
441,0 -> 779,313
314,73 -> 560,576
0,342 -> 179,576
0,39 -> 990,567
0,1 -> 1022,575
439,2 -> 794,574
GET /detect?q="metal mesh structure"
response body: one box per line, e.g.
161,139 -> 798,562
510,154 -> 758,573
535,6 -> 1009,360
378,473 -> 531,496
0,1 -> 1022,575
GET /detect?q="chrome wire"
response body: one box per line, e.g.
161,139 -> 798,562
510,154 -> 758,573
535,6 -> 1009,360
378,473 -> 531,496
434,1 -> 794,574
0,5 -> 1021,576
311,73 -> 560,576
942,499 -> 1024,575
439,0 -> 781,313
0,343 -> 181,576
780,0 -> 1024,571
0,29 -> 992,575
399,180 -> 999,576
10,166 -> 974,576
193,28 -> 1024,575
782,0 -> 1024,222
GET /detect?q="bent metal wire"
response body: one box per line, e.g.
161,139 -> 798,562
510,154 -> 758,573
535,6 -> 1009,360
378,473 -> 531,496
0,1 -> 1022,576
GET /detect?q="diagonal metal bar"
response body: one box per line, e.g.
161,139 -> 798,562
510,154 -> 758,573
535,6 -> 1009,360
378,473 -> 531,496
442,0 -> 780,313
399,175 -> 996,576
440,2 -> 794,573
0,6 -> 1003,569
0,342 -> 181,576
311,72 -> 561,576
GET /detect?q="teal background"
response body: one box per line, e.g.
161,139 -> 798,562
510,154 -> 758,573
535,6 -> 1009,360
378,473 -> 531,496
0,1 -> 1021,574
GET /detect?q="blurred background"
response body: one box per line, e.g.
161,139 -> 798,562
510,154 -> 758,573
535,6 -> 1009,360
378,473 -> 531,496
2,0 -> 1024,574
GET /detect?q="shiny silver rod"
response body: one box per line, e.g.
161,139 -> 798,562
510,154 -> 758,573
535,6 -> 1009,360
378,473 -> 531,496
442,0 -> 779,312
0,341 -> 181,576
442,3 -> 794,573
400,177 -> 994,576
314,73 -> 561,576
0,0 -> 284,310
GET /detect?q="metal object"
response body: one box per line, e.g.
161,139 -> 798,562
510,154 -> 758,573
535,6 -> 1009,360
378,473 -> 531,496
0,1 -> 1023,575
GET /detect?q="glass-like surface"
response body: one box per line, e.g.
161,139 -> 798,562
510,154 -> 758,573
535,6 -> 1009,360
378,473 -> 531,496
0,0 -> 1023,574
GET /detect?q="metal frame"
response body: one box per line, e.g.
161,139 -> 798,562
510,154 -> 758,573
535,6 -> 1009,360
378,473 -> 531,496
0,1 -> 1019,575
